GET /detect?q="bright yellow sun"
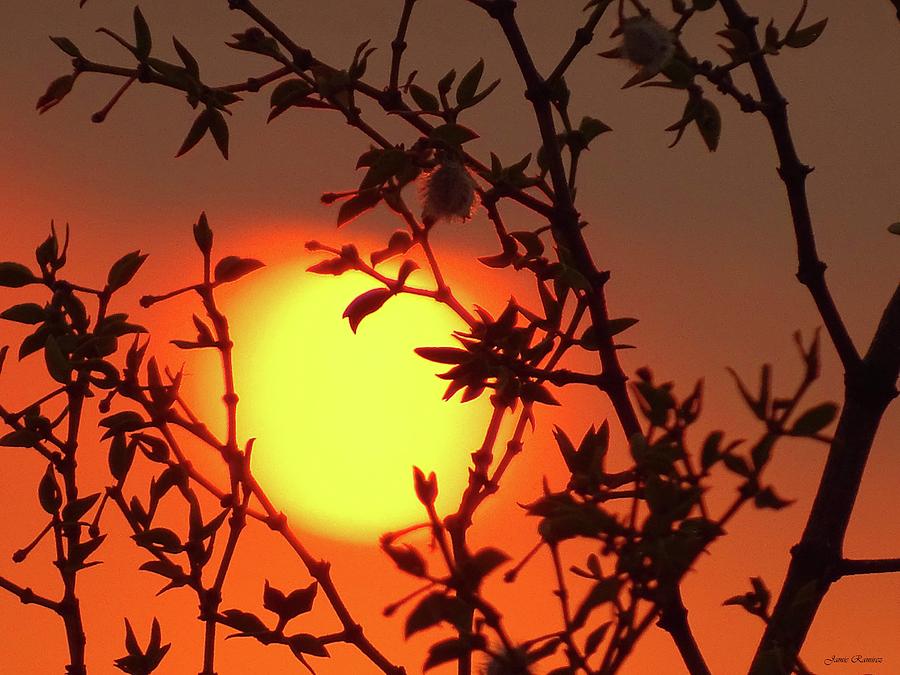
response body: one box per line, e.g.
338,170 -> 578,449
223,260 -> 492,541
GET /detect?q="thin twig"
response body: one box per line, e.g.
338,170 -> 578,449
717,0 -> 860,371
547,3 -> 612,85
836,557 -> 900,578
0,576 -> 61,613
389,0 -> 418,92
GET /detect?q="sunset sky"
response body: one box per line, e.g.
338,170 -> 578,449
1,1 -> 898,674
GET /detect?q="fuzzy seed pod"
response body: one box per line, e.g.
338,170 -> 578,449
419,159 -> 478,226
621,16 -> 675,70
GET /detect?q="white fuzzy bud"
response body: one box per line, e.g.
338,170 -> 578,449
420,159 -> 478,226
621,17 -> 675,70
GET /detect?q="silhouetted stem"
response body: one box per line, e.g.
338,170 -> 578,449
444,403 -> 506,675
59,377 -> 89,675
197,274 -> 407,675
837,557 -> 900,577
709,2 -> 899,671
547,2 -> 610,85
549,543 -> 589,672
477,1 -> 641,439
220,66 -> 292,93
717,0 -> 860,372
0,402 -> 62,461
389,0 -> 418,92
656,586 -> 711,675
241,470 -> 407,674
0,575 -> 61,612
390,196 -> 477,326
747,285 -> 899,673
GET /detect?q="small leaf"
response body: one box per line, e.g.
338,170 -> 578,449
456,58 -> 484,106
172,37 -> 199,78
722,453 -> 752,478
405,593 -> 468,637
509,231 -> 543,257
207,108 -> 229,159
175,110 -> 211,158
100,411 -> 146,432
754,486 -> 794,510
424,636 -> 486,671
38,465 -> 62,514
0,429 -> 40,448
337,190 -> 381,226
269,79 -> 314,112
288,633 -> 329,659
414,347 -> 468,364
108,433 -> 136,482
214,256 -> 265,284
1,303 -> 45,325
133,528 -> 183,553
395,259 -> 419,286
462,547 -> 509,586
50,36 -> 83,59
790,402 -> 838,436
70,534 -> 106,568
584,621 -> 612,656
579,116 -> 612,143
36,75 -> 75,114
342,288 -> 391,333
383,543 -> 427,577
262,580 -> 287,615
701,431 -> 724,470
785,18 -> 828,48
307,257 -> 355,275
409,85 -> 439,112
62,492 -> 101,523
464,78 -> 501,108
437,69 -> 456,96
44,335 -> 71,384
133,6 -> 152,59
751,435 -> 775,471
124,618 -> 140,656
139,558 -> 185,581
429,123 -> 479,147
221,609 -> 268,637
0,262 -> 37,288
572,578 -> 622,629
371,230 -> 413,266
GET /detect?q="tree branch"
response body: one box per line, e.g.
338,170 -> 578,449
717,0 -> 860,372
656,586 -> 711,675
0,576 -> 61,613
748,284 -> 899,673
547,2 -> 612,86
837,557 -> 900,578
477,0 -> 642,439
389,0 -> 418,93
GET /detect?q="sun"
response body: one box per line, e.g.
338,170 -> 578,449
222,259 -> 492,542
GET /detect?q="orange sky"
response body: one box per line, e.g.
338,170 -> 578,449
1,1 -> 898,674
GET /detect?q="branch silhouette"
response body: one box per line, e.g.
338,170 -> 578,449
2,1 -> 896,673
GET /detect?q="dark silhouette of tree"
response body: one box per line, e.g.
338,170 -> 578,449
2,1 -> 897,673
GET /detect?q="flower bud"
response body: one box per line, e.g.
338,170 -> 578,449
420,158 -> 478,226
620,17 -> 675,69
